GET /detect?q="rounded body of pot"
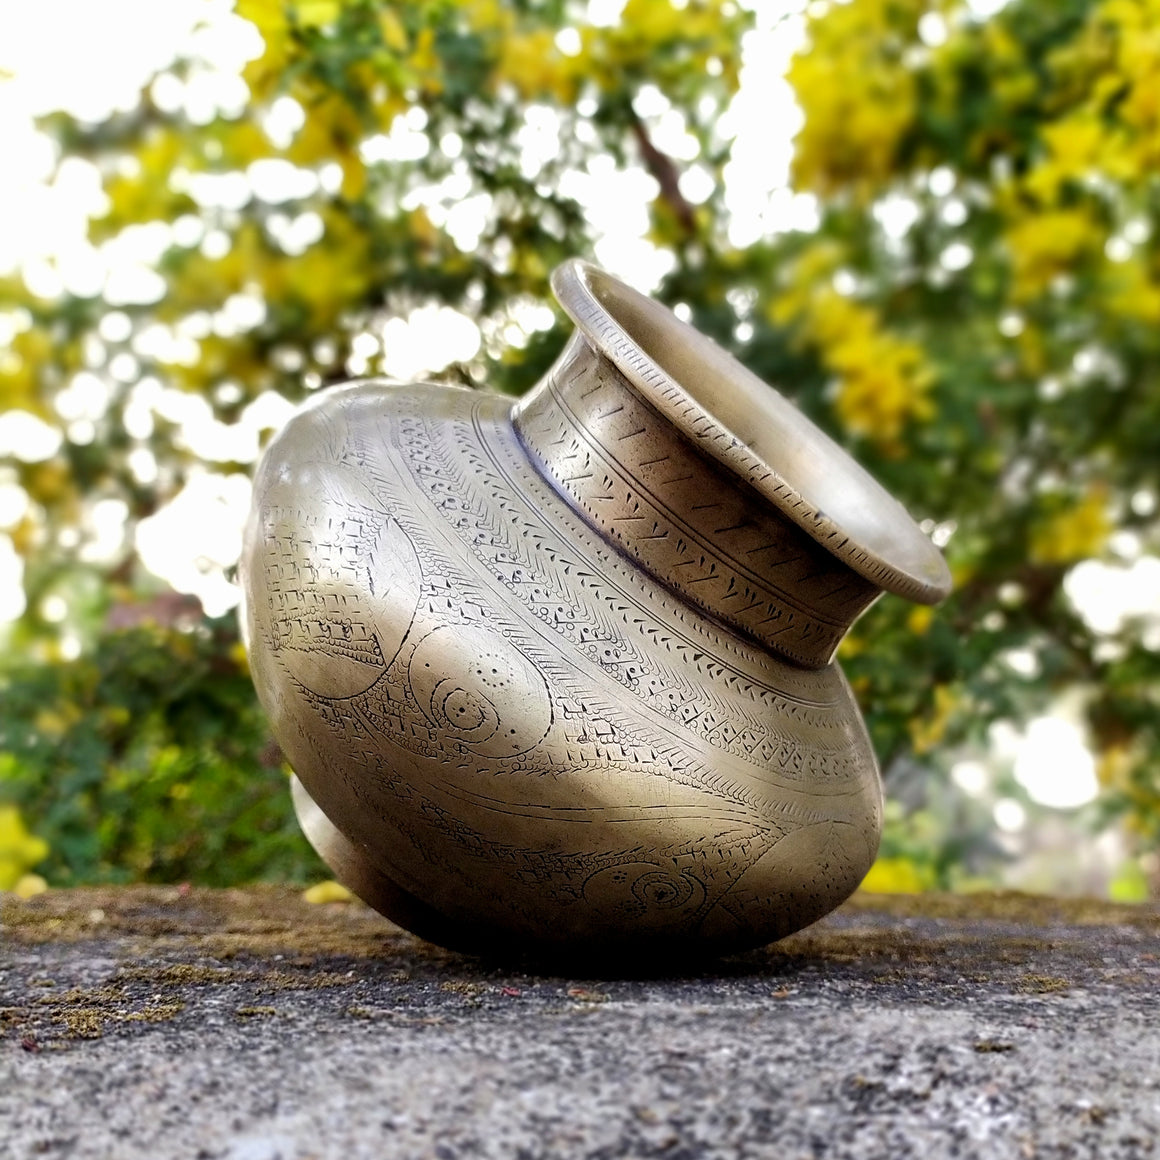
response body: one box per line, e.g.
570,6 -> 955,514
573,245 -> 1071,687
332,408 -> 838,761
240,261 -> 950,957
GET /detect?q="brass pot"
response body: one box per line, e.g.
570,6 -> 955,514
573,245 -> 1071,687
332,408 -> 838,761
240,260 -> 950,959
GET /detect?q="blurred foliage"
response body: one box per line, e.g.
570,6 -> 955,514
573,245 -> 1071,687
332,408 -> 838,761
0,611 -> 321,885
1,0 -> 1158,895
777,0 -> 1160,897
0,805 -> 49,895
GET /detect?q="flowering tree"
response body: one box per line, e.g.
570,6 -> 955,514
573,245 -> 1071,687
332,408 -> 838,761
0,0 -> 749,889
1,0 -> 1157,895
768,0 -> 1160,892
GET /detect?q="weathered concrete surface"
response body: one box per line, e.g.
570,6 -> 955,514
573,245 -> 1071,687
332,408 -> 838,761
1,888 -> 1158,1160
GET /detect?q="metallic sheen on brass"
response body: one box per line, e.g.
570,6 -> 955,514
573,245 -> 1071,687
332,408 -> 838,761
240,260 -> 952,959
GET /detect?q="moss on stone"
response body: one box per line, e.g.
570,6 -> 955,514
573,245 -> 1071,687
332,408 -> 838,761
118,964 -> 244,986
847,890 -> 1158,930
2,883 -> 1156,1052
5,885 -> 1155,961
1015,974 -> 1072,994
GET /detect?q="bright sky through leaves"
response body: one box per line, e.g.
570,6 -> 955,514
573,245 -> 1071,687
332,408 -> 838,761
0,0 -> 1138,843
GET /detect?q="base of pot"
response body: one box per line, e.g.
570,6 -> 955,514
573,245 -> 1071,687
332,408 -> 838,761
290,774 -> 512,956
290,775 -> 798,970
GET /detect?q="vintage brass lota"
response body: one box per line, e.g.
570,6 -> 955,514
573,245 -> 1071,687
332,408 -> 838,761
240,259 -> 951,959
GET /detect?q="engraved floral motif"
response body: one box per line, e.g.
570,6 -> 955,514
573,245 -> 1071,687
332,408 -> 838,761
582,861 -> 707,920
255,465 -> 422,700
408,624 -> 553,758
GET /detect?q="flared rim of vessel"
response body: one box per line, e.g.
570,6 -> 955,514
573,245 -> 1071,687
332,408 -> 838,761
550,258 -> 952,605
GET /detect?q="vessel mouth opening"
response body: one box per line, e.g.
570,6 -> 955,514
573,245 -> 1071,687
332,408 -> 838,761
551,259 -> 951,602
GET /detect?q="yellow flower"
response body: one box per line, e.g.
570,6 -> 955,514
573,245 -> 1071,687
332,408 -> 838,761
0,328 -> 52,412
98,128 -> 193,233
1015,324 -> 1047,376
284,208 -> 372,324
406,26 -> 443,95
581,0 -> 743,95
0,807 -> 50,892
1025,115 -> 1107,202
493,29 -> 577,103
790,57 -> 915,196
766,241 -> 846,327
160,223 -> 278,319
1108,860 -> 1150,903
788,0 -> 922,196
294,1 -> 342,29
770,249 -> 935,451
288,93 -> 366,197
860,856 -> 935,894
621,0 -> 684,42
238,0 -> 293,102
907,605 -> 934,636
303,880 -> 354,904
799,288 -> 877,350
1105,258 -> 1160,324
909,684 -> 957,755
832,332 -> 934,449
458,0 -> 513,34
163,210 -> 371,333
222,121 -> 273,168
378,9 -> 408,52
34,705 -> 81,737
797,291 -> 933,448
1032,0 -> 1160,177
13,875 -> 48,900
236,0 -> 287,38
1097,744 -> 1135,790
1030,488 -> 1112,565
1043,116 -> 1106,174
982,18 -> 1024,67
1004,208 -> 1102,300
837,630 -> 865,659
408,206 -> 439,250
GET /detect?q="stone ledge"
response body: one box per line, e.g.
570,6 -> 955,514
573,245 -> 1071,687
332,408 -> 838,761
1,888 -> 1158,1159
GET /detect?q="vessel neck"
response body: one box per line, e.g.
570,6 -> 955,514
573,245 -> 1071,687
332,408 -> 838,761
513,332 -> 881,669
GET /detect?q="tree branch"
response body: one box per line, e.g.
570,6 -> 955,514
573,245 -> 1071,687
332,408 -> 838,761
629,111 -> 697,236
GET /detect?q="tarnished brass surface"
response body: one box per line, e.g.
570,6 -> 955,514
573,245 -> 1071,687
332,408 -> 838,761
240,260 -> 950,957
